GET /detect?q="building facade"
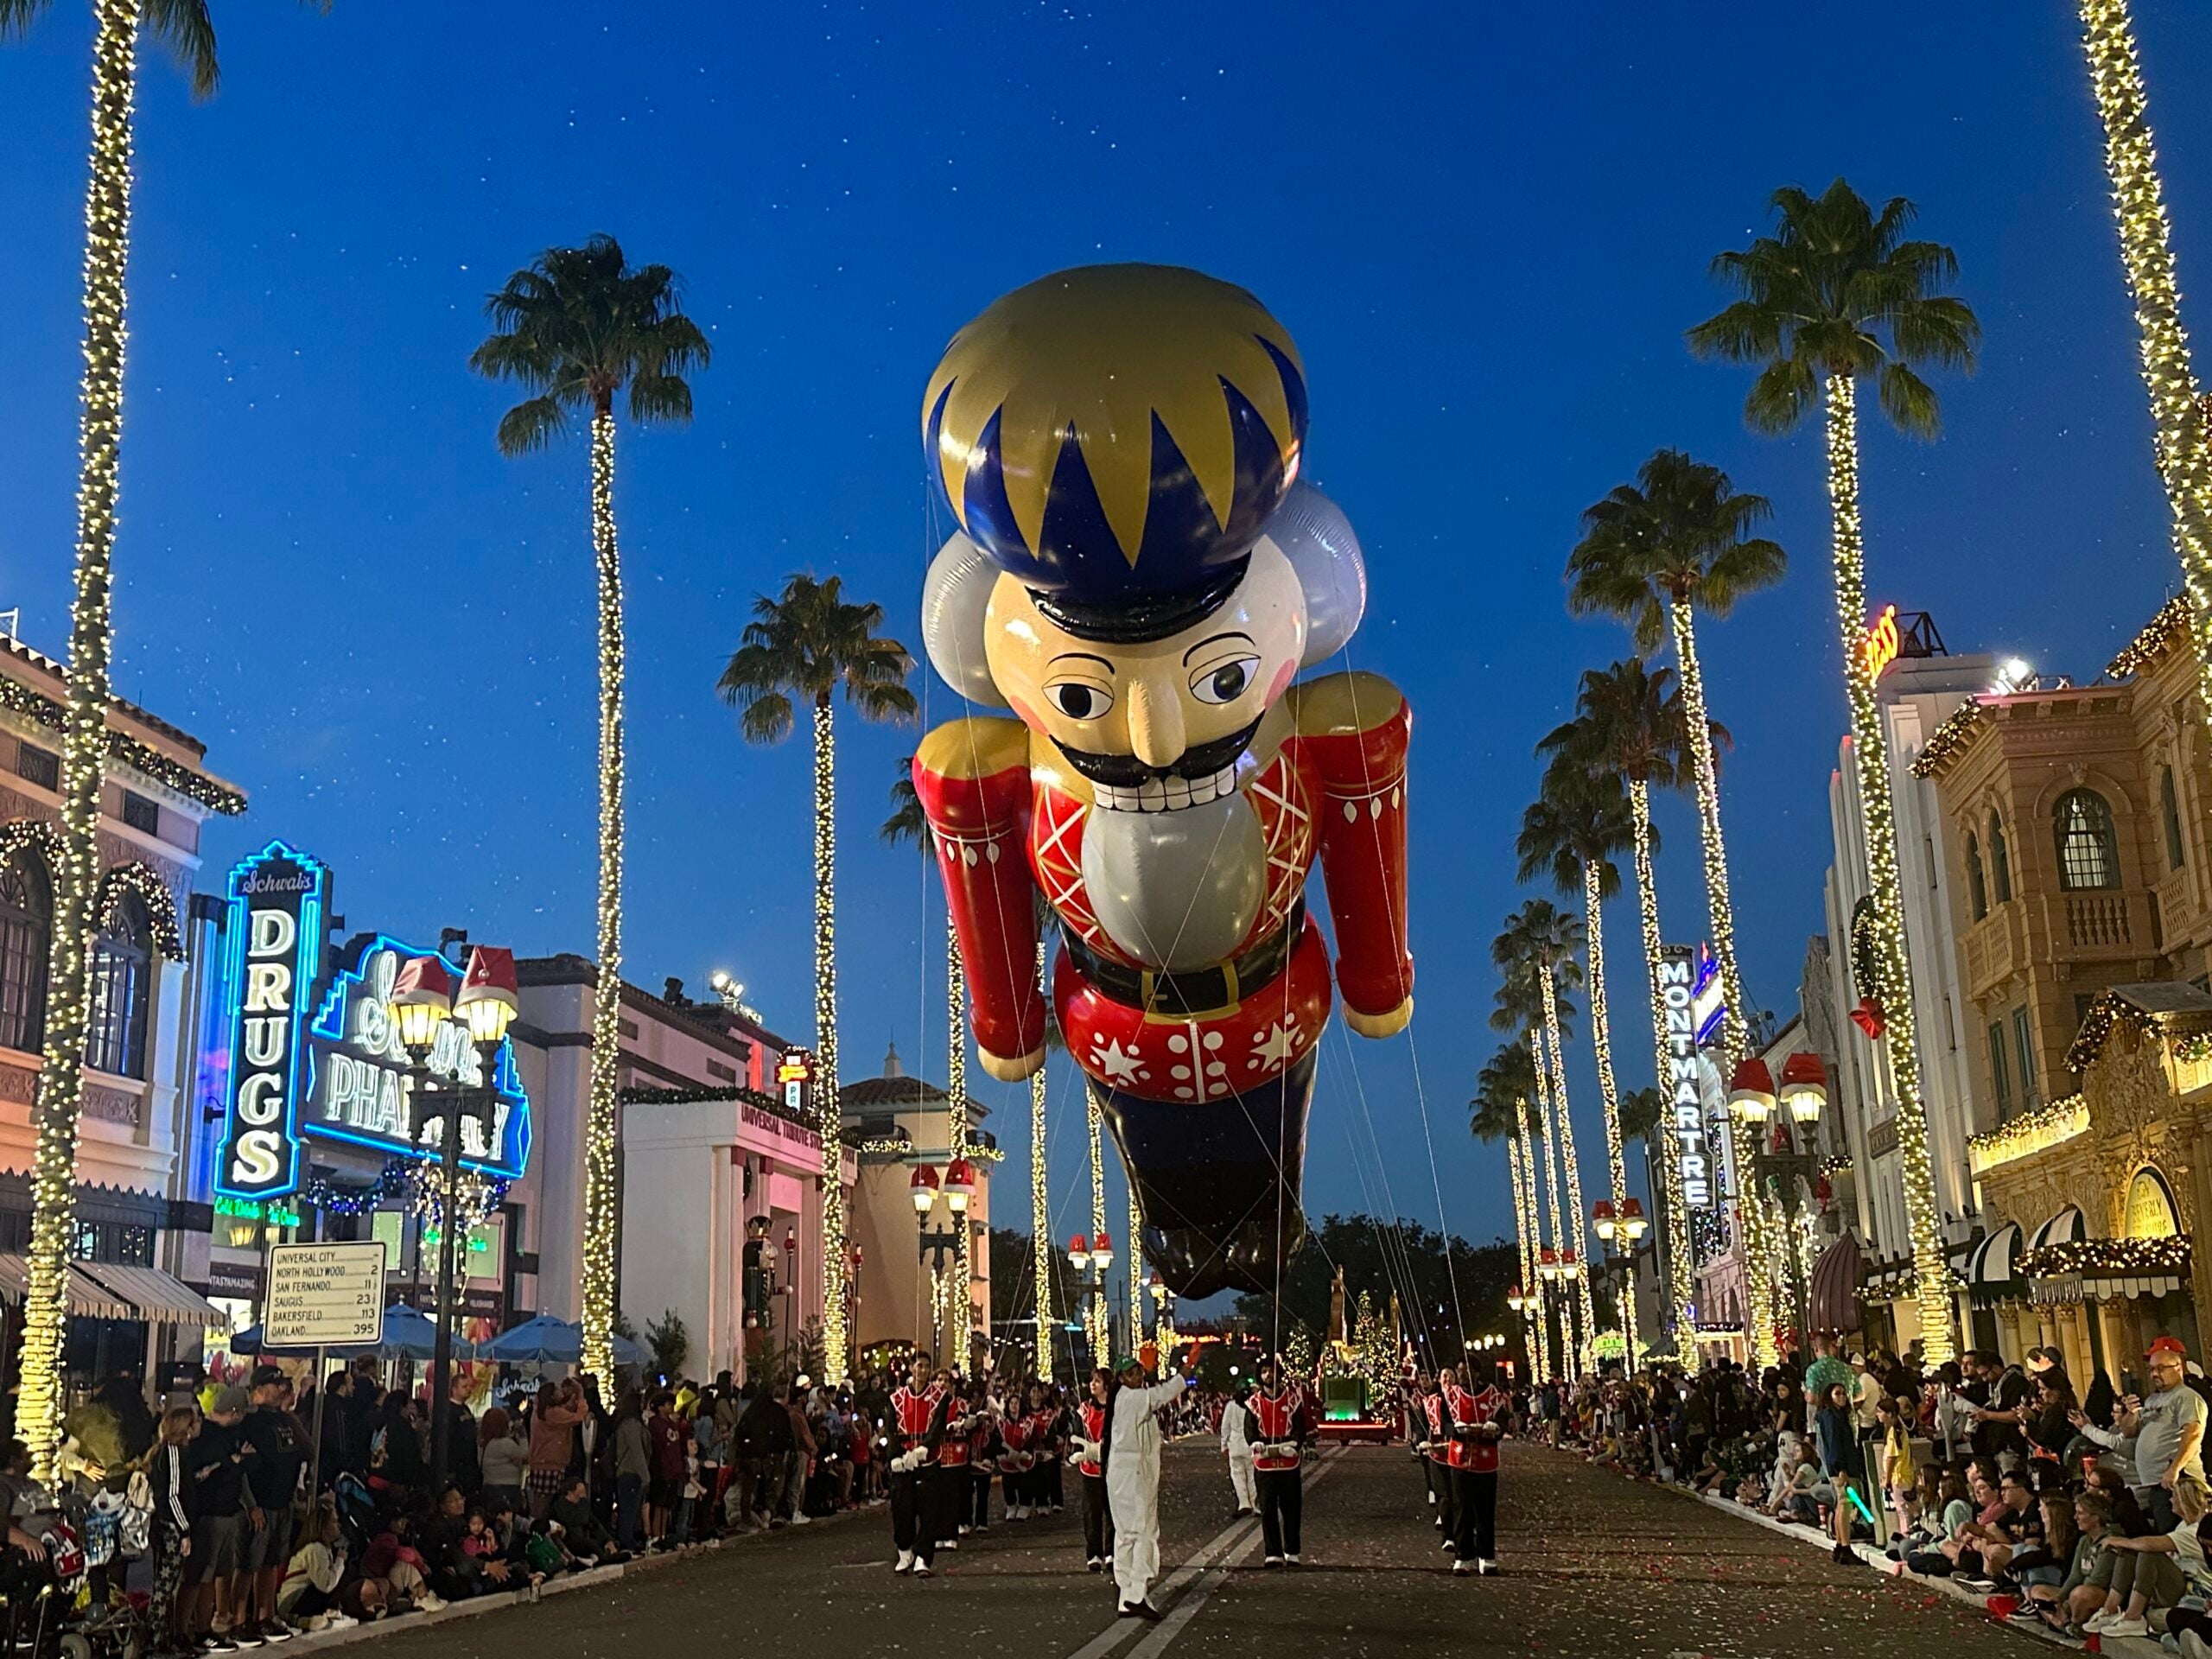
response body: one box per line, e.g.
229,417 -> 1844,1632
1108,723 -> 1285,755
1921,598 -> 2212,1357
1821,635 -> 1996,1349
0,632 -> 242,1388
840,1045 -> 994,1366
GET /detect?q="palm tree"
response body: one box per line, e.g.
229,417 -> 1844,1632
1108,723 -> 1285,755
1,0 -> 318,1474
1689,179 -> 1979,1369
471,234 -> 709,1382
1492,904 -> 1594,1375
1537,662 -> 1705,1336
1565,449 -> 1785,1367
2073,4 -> 2212,709
1472,1042 -> 1544,1376
1517,768 -> 1639,1357
721,575 -> 916,1381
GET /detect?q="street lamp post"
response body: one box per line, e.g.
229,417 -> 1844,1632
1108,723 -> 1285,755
1066,1230 -> 1113,1365
1592,1197 -> 1651,1363
388,946 -> 518,1493
1728,1053 -> 1828,1352
912,1160 -> 975,1357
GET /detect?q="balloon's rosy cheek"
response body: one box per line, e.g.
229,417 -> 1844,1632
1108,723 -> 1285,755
1267,662 -> 1296,704
1005,691 -> 1047,733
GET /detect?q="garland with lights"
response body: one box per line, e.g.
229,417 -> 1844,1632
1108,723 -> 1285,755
20,0 -> 141,1481
1128,1183 -> 1143,1340
302,1157 -> 511,1231
1909,702 -> 1986,780
1823,372 -> 1956,1364
2172,1032 -> 2212,1065
0,675 -> 245,817
1537,973 -> 1598,1369
1667,598 -> 1778,1368
944,920 -> 972,1349
92,860 -> 181,959
578,404 -> 626,1385
1581,859 -> 1635,1359
1029,942 -> 1053,1380
1967,1095 -> 2091,1176
2107,594 -> 2195,682
1629,778 -> 1695,1336
2067,989 -> 2158,1072
2077,0 -> 2212,716
2018,1235 -> 2191,1278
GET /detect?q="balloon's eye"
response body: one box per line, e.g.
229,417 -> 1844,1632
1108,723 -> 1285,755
1047,680 -> 1112,721
1191,656 -> 1260,706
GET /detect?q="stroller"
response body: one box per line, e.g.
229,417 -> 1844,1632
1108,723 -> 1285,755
0,1471 -> 147,1659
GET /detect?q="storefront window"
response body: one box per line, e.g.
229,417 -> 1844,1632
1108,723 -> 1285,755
2054,789 -> 2121,891
85,891 -> 152,1077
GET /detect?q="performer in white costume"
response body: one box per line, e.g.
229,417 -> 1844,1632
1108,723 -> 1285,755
1107,1351 -> 1194,1620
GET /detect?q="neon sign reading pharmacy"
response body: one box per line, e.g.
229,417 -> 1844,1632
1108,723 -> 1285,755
213,842 -> 532,1202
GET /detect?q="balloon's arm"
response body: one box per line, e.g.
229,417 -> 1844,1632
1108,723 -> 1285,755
913,718 -> 1047,1067
1290,671 -> 1413,1034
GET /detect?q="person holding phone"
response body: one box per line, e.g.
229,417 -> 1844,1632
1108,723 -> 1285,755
2075,1336 -> 2208,1534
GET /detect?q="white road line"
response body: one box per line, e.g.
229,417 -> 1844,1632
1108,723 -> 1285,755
1120,1450 -> 1348,1659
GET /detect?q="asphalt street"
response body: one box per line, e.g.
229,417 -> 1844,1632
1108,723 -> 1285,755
338,1440 -> 2044,1658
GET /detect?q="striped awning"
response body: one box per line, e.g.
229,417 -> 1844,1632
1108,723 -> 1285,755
2027,1206 -> 2090,1252
0,1255 -> 136,1320
1967,1222 -> 2026,1306
75,1262 -> 227,1330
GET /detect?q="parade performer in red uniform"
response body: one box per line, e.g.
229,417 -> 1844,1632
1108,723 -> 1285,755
1073,1370 -> 1114,1573
1419,1370 -> 1455,1548
912,265 -> 1414,1300
1243,1357 -> 1313,1567
1443,1359 -> 1508,1575
998,1394 -> 1036,1521
887,1352 -> 948,1577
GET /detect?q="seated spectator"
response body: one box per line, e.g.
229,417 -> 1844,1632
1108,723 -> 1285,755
1957,1469 -> 2042,1590
277,1500 -> 355,1633
2037,1489 -> 2118,1637
548,1474 -> 626,1567
359,1512 -> 445,1614
2084,1470 -> 2212,1638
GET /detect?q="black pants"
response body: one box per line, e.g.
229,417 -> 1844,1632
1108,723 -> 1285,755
1452,1467 -> 1497,1563
1430,1459 -> 1454,1540
1256,1466 -> 1302,1559
968,1467 -> 992,1530
890,1468 -> 939,1565
1047,1457 -> 1065,1510
1081,1471 -> 1114,1560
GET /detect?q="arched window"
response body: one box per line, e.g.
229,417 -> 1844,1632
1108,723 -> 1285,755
85,891 -> 151,1078
1990,811 -> 2013,902
1966,832 -> 1988,920
2053,789 -> 2121,891
2163,765 -> 2186,871
0,849 -> 52,1055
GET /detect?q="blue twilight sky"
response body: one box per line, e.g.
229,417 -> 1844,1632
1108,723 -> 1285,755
2,0 -> 2209,1318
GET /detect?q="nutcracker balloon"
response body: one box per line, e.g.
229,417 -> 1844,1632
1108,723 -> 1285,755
912,265 -> 1413,1298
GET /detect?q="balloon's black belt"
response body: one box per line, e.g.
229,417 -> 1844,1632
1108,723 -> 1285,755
1059,903 -> 1303,1019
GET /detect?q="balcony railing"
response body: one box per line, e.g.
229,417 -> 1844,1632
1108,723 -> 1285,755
2051,890 -> 2150,955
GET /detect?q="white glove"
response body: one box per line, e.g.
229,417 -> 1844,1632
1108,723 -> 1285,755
1072,1440 -> 1101,1464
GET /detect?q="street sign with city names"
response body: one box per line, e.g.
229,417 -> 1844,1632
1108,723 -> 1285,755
264,1241 -> 388,1348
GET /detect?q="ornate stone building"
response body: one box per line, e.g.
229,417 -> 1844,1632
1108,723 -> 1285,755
1918,599 -> 2212,1358
0,630 -> 245,1380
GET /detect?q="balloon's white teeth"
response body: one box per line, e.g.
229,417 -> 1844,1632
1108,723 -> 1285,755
1093,765 -> 1237,814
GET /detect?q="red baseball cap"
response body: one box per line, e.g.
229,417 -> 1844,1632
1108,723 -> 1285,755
2148,1335 -> 2189,1360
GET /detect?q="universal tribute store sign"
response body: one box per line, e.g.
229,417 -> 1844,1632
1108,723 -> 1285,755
215,840 -> 533,1205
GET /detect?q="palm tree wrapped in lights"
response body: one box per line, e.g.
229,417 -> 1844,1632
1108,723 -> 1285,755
0,0 -> 326,1473
1565,451 -> 1785,1366
1689,179 -> 1978,1365
472,233 -> 709,1382
1516,770 -> 1640,1358
1537,660 -> 1713,1337
1471,1042 -> 1546,1377
721,575 -> 916,1382
2075,0 -> 2212,703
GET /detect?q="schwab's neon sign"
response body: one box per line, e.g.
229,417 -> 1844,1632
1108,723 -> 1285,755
305,936 -> 531,1180
213,843 -> 532,1201
217,842 -> 327,1200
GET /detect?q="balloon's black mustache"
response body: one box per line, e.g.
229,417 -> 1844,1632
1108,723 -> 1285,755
1052,718 -> 1262,790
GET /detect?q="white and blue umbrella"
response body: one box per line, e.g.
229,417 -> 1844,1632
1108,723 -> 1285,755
477,1313 -> 646,1369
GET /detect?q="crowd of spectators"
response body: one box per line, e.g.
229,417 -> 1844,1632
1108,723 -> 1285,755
1533,1329 -> 2212,1650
